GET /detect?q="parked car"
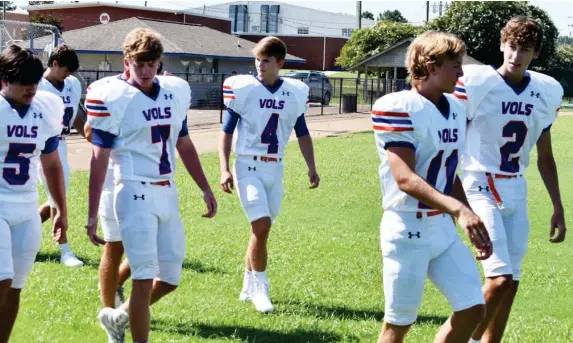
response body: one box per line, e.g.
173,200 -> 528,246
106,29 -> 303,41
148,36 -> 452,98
282,71 -> 333,106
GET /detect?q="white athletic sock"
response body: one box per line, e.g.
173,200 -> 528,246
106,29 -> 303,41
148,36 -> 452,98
59,243 -> 71,254
252,271 -> 267,280
468,339 -> 481,343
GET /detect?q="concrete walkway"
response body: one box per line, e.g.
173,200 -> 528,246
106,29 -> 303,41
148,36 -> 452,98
66,113 -> 372,171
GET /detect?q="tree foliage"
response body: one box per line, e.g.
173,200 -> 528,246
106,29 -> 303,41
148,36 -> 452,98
557,35 -> 573,46
28,1 -> 55,5
378,10 -> 408,23
1,1 -> 17,11
29,12 -> 63,32
336,20 -> 420,68
361,10 -> 374,20
426,1 -> 558,71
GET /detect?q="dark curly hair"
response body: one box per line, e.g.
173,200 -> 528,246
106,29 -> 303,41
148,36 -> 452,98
47,44 -> 79,72
0,45 -> 44,85
501,17 -> 543,52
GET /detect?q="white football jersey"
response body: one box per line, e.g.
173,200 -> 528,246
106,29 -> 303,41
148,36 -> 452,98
457,65 -> 562,175
38,75 -> 82,136
373,91 -> 466,212
0,91 -> 63,202
86,76 -> 191,182
223,75 -> 309,158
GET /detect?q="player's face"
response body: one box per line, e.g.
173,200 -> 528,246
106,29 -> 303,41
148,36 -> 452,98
52,62 -> 71,82
124,58 -> 159,89
501,41 -> 538,75
432,56 -> 464,94
255,55 -> 283,82
1,81 -> 38,105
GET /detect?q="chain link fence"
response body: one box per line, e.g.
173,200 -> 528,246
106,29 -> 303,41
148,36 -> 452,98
76,70 -> 409,127
0,20 -> 61,64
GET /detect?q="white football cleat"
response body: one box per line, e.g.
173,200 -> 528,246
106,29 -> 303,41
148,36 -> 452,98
239,271 -> 253,302
98,307 -> 128,343
61,252 -> 84,267
251,274 -> 274,313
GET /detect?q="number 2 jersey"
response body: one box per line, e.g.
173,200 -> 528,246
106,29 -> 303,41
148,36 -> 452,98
86,76 -> 191,182
223,75 -> 309,158
0,91 -> 63,202
373,91 -> 466,212
37,75 -> 82,137
456,65 -> 563,175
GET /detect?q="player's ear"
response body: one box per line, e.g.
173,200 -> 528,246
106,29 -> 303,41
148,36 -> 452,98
277,58 -> 285,69
123,58 -> 130,70
426,62 -> 436,76
500,42 -> 505,52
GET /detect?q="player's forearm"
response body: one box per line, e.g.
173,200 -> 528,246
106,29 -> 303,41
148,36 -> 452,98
538,156 -> 564,211
41,153 -> 67,216
450,176 -> 471,208
73,116 -> 86,138
219,133 -> 233,172
297,134 -> 317,172
177,138 -> 212,193
397,172 -> 465,217
88,149 -> 110,219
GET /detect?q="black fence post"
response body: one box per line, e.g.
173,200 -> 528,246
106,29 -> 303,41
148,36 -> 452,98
370,78 -> 374,111
321,77 -> 324,116
219,74 -> 225,124
96,70 -> 99,80
338,78 -> 342,114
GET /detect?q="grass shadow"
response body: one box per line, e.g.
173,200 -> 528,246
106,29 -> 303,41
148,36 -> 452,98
182,259 -> 225,274
151,319 -> 357,342
274,300 -> 448,324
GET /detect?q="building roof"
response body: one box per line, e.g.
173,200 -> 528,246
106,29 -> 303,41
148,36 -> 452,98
348,38 -> 483,71
23,17 -> 305,63
22,1 -> 229,22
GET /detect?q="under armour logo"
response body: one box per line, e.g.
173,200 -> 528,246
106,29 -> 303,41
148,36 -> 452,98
134,194 -> 145,200
66,87 -> 72,92
452,112 -> 457,120
478,186 -> 490,192
530,91 -> 540,98
248,166 -> 256,171
408,232 -> 421,239
33,112 -> 42,119
164,94 -> 173,100
282,91 -> 290,96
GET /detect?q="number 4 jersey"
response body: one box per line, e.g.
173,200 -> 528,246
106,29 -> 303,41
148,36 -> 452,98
86,76 -> 191,182
0,91 -> 63,202
456,65 -> 563,175
223,75 -> 309,158
373,91 -> 466,212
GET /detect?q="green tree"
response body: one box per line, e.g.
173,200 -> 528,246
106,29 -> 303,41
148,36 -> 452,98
28,1 -> 55,5
361,10 -> 374,20
557,35 -> 573,45
377,10 -> 408,23
29,12 -> 63,32
1,1 -> 17,11
427,1 -> 558,71
336,20 -> 420,68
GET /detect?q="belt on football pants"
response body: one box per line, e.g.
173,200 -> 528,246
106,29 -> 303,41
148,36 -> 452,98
416,210 -> 443,219
140,180 -> 170,186
253,156 -> 282,162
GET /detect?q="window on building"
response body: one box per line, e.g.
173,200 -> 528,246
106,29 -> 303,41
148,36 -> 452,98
269,4 -> 280,33
341,28 -> 353,37
252,25 -> 260,32
297,27 -> 309,35
229,4 -> 248,32
260,4 -> 269,33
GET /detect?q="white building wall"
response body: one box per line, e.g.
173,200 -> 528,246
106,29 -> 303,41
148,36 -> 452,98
188,1 -> 376,38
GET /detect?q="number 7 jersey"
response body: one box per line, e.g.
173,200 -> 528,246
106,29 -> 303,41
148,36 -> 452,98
373,91 -> 466,212
223,75 -> 309,158
456,65 -> 563,175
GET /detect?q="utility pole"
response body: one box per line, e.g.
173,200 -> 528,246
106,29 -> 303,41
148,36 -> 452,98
426,1 -> 430,23
356,1 -> 362,29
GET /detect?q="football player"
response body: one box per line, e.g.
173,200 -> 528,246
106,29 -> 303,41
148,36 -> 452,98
219,36 -> 319,313
0,45 -> 67,342
457,17 -> 567,343
84,28 -> 217,343
373,32 -> 492,343
37,44 -> 84,267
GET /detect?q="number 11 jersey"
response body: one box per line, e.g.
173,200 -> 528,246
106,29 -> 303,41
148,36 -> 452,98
223,75 -> 309,158
456,65 -> 562,175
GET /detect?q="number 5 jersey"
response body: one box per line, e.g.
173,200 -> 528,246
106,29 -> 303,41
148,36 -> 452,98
455,65 -> 563,175
373,91 -> 466,212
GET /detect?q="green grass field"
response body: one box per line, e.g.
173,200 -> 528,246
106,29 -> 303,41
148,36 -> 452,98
10,117 -> 573,342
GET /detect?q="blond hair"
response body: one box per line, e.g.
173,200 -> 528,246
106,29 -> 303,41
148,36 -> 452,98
406,31 -> 466,86
122,28 -> 163,62
252,36 -> 287,61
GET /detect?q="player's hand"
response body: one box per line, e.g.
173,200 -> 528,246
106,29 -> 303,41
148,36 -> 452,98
220,170 -> 234,194
85,216 -> 105,246
458,207 -> 492,260
52,212 -> 68,243
549,208 -> 566,243
308,169 -> 320,189
202,189 -> 217,218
